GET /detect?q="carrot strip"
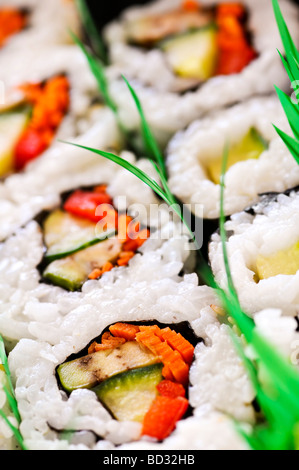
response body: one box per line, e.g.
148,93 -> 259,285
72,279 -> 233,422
117,251 -> 135,267
136,329 -> 190,386
142,396 -> 189,440
159,328 -> 195,365
157,380 -> 186,399
109,323 -> 140,341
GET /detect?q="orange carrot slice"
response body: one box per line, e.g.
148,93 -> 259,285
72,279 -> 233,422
157,380 -> 186,399
136,329 -> 189,386
109,323 -> 140,341
142,396 -> 189,440
159,328 -> 195,365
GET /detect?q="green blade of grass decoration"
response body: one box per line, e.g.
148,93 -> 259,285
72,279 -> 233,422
273,124 -> 299,164
75,0 -> 108,65
0,410 -> 26,451
274,85 -> 299,140
272,0 -> 299,163
218,147 -> 299,450
70,31 -> 117,113
272,0 -> 299,76
122,76 -> 167,180
0,336 -> 26,450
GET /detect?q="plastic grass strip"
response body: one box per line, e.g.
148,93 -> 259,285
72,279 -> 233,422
218,151 -> 299,451
70,31 -> 117,113
75,0 -> 108,64
272,0 -> 299,162
122,76 -> 167,180
272,0 -> 299,79
0,336 -> 26,450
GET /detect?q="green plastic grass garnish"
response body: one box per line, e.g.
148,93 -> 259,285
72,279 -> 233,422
272,0 -> 299,164
0,337 -> 26,450
75,0 -> 108,65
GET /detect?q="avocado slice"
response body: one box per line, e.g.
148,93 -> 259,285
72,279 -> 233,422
94,363 -> 163,422
57,341 -> 161,393
0,108 -> 30,177
256,241 -> 299,281
43,209 -> 116,264
206,128 -> 268,185
43,237 -> 122,291
160,25 -> 218,81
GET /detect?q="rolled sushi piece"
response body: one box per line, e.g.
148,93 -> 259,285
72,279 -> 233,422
0,44 -> 116,180
209,187 -> 299,317
166,95 -> 299,220
0,44 -> 124,242
0,155 -> 195,345
8,276 -> 255,450
104,0 -> 299,145
0,0 -> 80,54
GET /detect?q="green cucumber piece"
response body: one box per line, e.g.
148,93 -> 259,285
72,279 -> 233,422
94,363 -> 163,422
43,237 -> 122,291
160,25 -> 218,81
57,341 -> 161,392
43,209 -> 116,263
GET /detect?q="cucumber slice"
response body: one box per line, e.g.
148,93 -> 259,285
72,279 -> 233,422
43,237 -> 122,291
94,363 -> 163,422
58,341 -> 161,392
0,108 -> 30,177
43,209 -> 116,263
160,25 -> 218,81
207,128 -> 268,185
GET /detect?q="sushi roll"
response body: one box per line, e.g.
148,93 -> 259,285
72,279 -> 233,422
0,155 -> 195,344
0,0 -> 80,55
7,276 -> 254,450
209,187 -> 299,317
0,44 -> 123,241
166,95 -> 299,220
104,0 -> 299,145
0,44 -> 113,180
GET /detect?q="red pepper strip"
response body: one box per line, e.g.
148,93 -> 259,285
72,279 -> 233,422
63,190 -> 114,223
216,14 -> 257,75
14,129 -> 49,171
142,396 -> 189,440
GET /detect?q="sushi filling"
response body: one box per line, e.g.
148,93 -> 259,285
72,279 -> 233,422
0,75 -> 70,177
0,7 -> 27,48
205,127 -> 268,184
255,241 -> 299,281
41,186 -> 150,291
57,322 -> 195,441
125,1 -> 257,81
